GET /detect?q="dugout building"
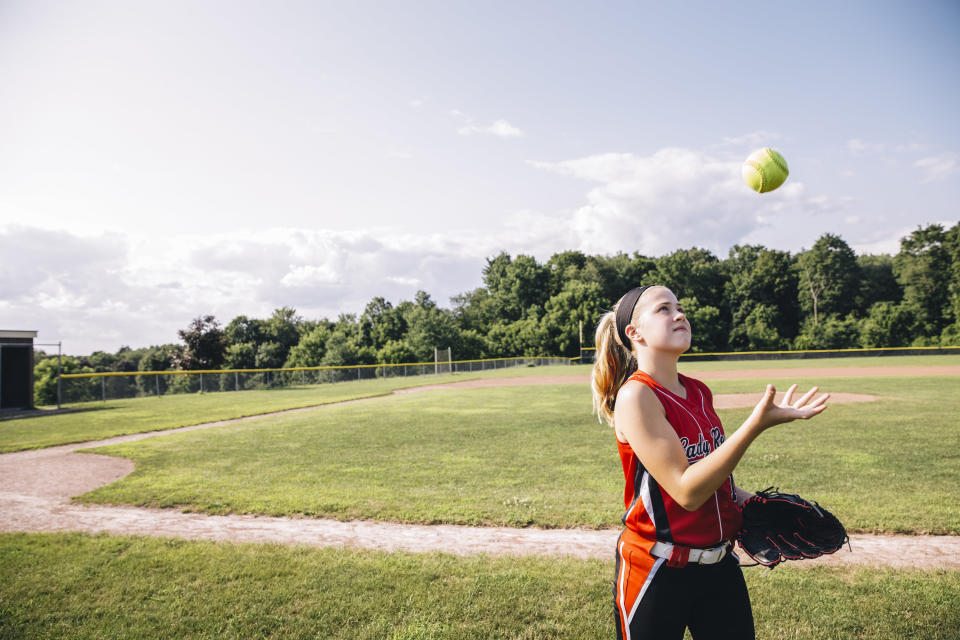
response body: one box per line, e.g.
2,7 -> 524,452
0,330 -> 37,410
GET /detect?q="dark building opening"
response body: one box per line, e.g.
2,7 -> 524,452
1,330 -> 37,410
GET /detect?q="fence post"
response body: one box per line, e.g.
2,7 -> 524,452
200,373 -> 204,393
101,377 -> 105,402
156,375 -> 160,396
56,342 -> 62,410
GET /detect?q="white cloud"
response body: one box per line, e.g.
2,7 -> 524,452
719,131 -> 784,149
895,142 -> 927,153
0,225 -> 494,354
914,152 -> 959,183
280,264 -> 342,287
6,140 -> 935,355
450,109 -> 524,138
849,227 -> 911,255
529,147 -> 849,256
458,119 -> 525,138
847,138 -> 885,156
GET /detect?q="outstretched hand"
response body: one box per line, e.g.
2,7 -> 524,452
750,384 -> 829,432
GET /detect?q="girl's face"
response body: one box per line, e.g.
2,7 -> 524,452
632,287 -> 691,353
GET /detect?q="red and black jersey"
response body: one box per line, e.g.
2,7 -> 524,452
617,370 -> 742,548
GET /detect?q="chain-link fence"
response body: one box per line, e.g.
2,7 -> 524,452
53,355 -> 574,406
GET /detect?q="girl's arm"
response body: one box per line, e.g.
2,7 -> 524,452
615,383 -> 828,512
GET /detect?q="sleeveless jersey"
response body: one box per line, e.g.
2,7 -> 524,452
617,370 -> 742,547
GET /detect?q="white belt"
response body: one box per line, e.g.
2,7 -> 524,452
651,541 -> 730,566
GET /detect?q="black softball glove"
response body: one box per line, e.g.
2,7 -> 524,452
736,487 -> 848,568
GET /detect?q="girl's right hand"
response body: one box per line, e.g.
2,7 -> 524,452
749,384 -> 829,432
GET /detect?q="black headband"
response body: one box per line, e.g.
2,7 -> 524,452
615,285 -> 653,347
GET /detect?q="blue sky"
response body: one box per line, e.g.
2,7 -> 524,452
1,1 -> 958,354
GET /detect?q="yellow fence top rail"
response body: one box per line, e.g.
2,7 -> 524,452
58,355 -> 568,379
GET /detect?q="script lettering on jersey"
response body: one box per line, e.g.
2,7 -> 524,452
679,433 -> 712,461
711,426 -> 725,449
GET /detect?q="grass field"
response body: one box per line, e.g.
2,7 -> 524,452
6,354 -> 960,454
1,533 -> 957,640
4,356 -> 959,638
1,372 -> 491,453
77,374 -> 960,534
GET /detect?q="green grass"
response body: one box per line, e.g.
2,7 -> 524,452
80,375 -> 960,534
2,373 -> 488,453
5,365 -> 591,453
1,533 -> 957,640
7,356 -> 957,453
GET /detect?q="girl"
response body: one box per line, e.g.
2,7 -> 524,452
592,285 -> 828,639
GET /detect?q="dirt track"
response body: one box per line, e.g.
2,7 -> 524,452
2,368 -> 958,568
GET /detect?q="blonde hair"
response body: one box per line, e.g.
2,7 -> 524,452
591,295 -> 641,426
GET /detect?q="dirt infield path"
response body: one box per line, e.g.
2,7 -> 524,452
2,369 -> 958,568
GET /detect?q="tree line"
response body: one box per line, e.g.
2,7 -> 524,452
34,223 -> 960,403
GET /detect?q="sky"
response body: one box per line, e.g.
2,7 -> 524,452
1,1 -> 958,355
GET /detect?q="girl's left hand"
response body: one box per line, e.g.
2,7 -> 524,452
750,383 -> 830,432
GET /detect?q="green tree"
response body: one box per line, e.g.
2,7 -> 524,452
320,315 -> 376,379
136,344 -> 179,395
223,342 -> 257,370
943,222 -> 960,327
541,280 -> 605,356
859,302 -> 918,348
737,304 -> 783,351
679,297 -> 725,353
482,253 -> 550,321
285,323 -> 332,368
725,245 -> 798,350
451,287 -> 498,335
224,316 -> 265,348
545,250 -> 589,295
176,315 -> 226,369
376,339 -> 415,365
263,307 -> 302,365
794,314 -> 860,350
796,234 -> 860,325
856,254 -> 901,311
488,309 -> 548,357
34,356 -> 97,406
653,248 -> 727,313
582,253 -> 657,306
254,342 -> 287,382
893,224 -> 951,337
403,292 -> 463,361
359,297 -> 407,350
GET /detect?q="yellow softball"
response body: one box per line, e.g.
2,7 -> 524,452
742,147 -> 789,193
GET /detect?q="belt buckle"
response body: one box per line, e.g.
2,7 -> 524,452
699,544 -> 726,565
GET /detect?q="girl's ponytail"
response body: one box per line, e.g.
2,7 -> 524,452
591,306 -> 635,426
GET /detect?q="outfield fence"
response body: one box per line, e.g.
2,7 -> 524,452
53,356 -> 573,406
